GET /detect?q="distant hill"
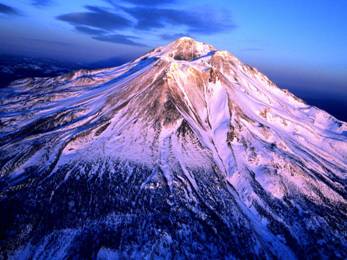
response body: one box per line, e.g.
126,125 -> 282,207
0,55 -> 130,87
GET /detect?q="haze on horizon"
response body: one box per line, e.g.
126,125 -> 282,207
0,0 -> 346,106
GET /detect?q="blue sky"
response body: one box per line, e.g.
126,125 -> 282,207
0,0 -> 346,96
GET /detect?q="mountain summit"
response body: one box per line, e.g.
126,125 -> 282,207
1,38 -> 346,259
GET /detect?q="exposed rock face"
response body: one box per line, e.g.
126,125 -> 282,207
0,37 -> 346,259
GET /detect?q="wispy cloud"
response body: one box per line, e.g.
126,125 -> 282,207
93,34 -> 147,47
56,2 -> 234,47
0,3 -> 20,15
56,5 -> 145,47
122,6 -> 234,34
31,0 -> 53,7
107,0 -> 175,7
75,26 -> 107,36
56,5 -> 132,30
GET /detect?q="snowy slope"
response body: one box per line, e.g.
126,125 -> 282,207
0,37 -> 346,259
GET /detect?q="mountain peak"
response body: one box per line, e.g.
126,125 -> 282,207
156,37 -> 216,61
169,36 -> 206,48
174,36 -> 196,42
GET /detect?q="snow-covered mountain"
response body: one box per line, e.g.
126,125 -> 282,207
0,37 -> 346,259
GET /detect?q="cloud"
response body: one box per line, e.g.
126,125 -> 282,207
104,1 -> 235,35
56,3 -> 234,47
107,0 -> 174,6
56,5 -> 132,30
31,0 -> 53,7
0,3 -> 20,15
56,5 -> 146,47
92,34 -> 147,47
75,26 -> 107,35
122,6 -> 235,34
